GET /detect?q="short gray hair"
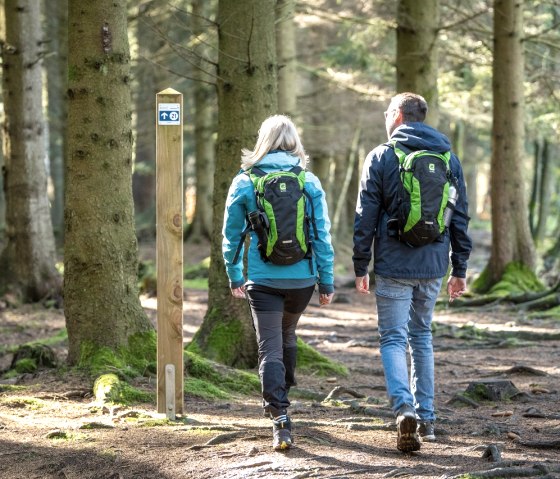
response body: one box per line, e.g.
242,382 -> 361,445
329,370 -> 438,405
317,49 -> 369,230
241,115 -> 308,170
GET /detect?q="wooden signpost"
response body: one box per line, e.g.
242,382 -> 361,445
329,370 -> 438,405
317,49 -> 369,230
156,88 -> 184,418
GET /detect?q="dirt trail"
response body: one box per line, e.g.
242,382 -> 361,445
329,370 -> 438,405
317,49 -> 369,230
1,282 -> 559,479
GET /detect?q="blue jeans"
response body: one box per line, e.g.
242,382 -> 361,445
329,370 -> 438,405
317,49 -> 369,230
375,275 -> 443,422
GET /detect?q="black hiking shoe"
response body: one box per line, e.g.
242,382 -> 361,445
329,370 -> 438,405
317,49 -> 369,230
418,421 -> 436,442
272,414 -> 292,451
396,405 -> 420,452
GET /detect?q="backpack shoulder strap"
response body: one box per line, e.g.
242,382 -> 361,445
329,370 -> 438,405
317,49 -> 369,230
249,166 -> 267,177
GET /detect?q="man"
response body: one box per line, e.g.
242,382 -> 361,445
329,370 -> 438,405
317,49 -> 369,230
353,92 -> 471,453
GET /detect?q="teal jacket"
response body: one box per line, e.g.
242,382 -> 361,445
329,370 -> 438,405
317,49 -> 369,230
222,151 -> 335,293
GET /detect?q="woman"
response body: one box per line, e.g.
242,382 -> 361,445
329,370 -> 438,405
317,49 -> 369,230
222,115 -> 335,451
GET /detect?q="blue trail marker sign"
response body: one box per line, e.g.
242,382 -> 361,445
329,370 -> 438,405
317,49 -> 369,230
158,102 -> 181,125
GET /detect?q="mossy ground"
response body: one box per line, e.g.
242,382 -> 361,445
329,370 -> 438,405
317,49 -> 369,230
472,261 -> 544,296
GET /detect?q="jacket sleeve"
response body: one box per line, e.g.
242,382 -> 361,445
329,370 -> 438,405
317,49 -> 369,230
353,148 -> 385,277
449,154 -> 472,278
222,175 -> 250,288
306,173 -> 335,294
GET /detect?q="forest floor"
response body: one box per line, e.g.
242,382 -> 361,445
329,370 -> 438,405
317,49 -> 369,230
1,236 -> 560,479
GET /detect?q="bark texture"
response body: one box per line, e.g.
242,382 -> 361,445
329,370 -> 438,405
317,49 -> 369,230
65,0 -> 152,364
194,0 -> 277,368
396,0 -> 440,127
0,0 -> 61,301
487,0 -> 535,287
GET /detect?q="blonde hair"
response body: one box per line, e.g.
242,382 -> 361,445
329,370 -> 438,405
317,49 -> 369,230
241,115 -> 308,171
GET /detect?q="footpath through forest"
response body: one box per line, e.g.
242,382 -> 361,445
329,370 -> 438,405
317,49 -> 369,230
1,238 -> 560,478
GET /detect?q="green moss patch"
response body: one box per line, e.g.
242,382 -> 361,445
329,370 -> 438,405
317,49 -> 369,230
14,358 -> 37,373
1,396 -> 45,410
190,317 -> 247,366
184,351 -> 260,400
473,261 -> 544,295
93,373 -> 153,405
78,330 -> 157,378
296,338 -> 348,377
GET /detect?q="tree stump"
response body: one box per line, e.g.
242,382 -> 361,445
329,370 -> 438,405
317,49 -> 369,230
465,380 -> 520,401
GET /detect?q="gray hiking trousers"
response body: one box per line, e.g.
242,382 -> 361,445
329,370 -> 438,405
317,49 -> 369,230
246,284 -> 315,418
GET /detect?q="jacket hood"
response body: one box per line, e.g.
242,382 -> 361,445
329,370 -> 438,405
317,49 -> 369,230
253,150 -> 302,172
390,122 -> 451,154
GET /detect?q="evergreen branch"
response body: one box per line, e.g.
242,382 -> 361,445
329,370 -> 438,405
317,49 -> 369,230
138,54 -> 216,87
523,20 -> 560,43
438,7 -> 491,32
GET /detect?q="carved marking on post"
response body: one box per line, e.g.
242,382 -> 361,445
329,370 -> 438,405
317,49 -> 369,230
156,88 -> 184,415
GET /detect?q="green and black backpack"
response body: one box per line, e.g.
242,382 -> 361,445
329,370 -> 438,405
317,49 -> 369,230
388,141 -> 457,247
233,165 -> 317,268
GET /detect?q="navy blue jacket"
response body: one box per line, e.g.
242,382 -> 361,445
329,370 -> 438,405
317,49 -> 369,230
353,122 -> 472,279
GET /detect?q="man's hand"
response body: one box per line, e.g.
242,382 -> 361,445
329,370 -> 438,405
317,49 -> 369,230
447,276 -> 467,303
319,293 -> 334,306
231,285 -> 246,299
355,275 -> 370,294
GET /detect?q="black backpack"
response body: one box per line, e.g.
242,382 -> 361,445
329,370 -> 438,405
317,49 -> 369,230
233,166 -> 317,269
388,141 -> 458,247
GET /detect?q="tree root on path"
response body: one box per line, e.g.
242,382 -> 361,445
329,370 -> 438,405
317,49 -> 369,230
447,463 -> 560,478
324,386 -> 366,401
446,393 -> 480,408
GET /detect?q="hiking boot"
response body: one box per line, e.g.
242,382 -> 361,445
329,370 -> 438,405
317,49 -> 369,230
272,414 -> 292,451
418,421 -> 436,442
396,405 -> 420,452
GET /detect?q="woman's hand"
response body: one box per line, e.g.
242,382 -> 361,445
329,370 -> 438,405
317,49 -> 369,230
231,286 -> 246,299
319,293 -> 334,306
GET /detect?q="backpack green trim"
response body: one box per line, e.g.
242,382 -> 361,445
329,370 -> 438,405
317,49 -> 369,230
390,141 -> 453,246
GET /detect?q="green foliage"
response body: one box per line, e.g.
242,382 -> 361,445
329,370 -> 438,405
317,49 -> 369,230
296,338 -> 348,377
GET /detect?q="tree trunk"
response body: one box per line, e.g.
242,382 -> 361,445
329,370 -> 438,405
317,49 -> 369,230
535,139 -> 552,244
0,0 -> 61,301
65,0 -> 152,365
528,138 -> 542,237
188,0 -> 215,242
43,0 -> 68,245
453,119 -> 477,221
0,7 -> 3,246
396,0 -> 440,127
132,1 -> 166,241
486,0 -> 535,288
193,0 -> 277,368
331,127 -> 360,242
275,0 -> 297,117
